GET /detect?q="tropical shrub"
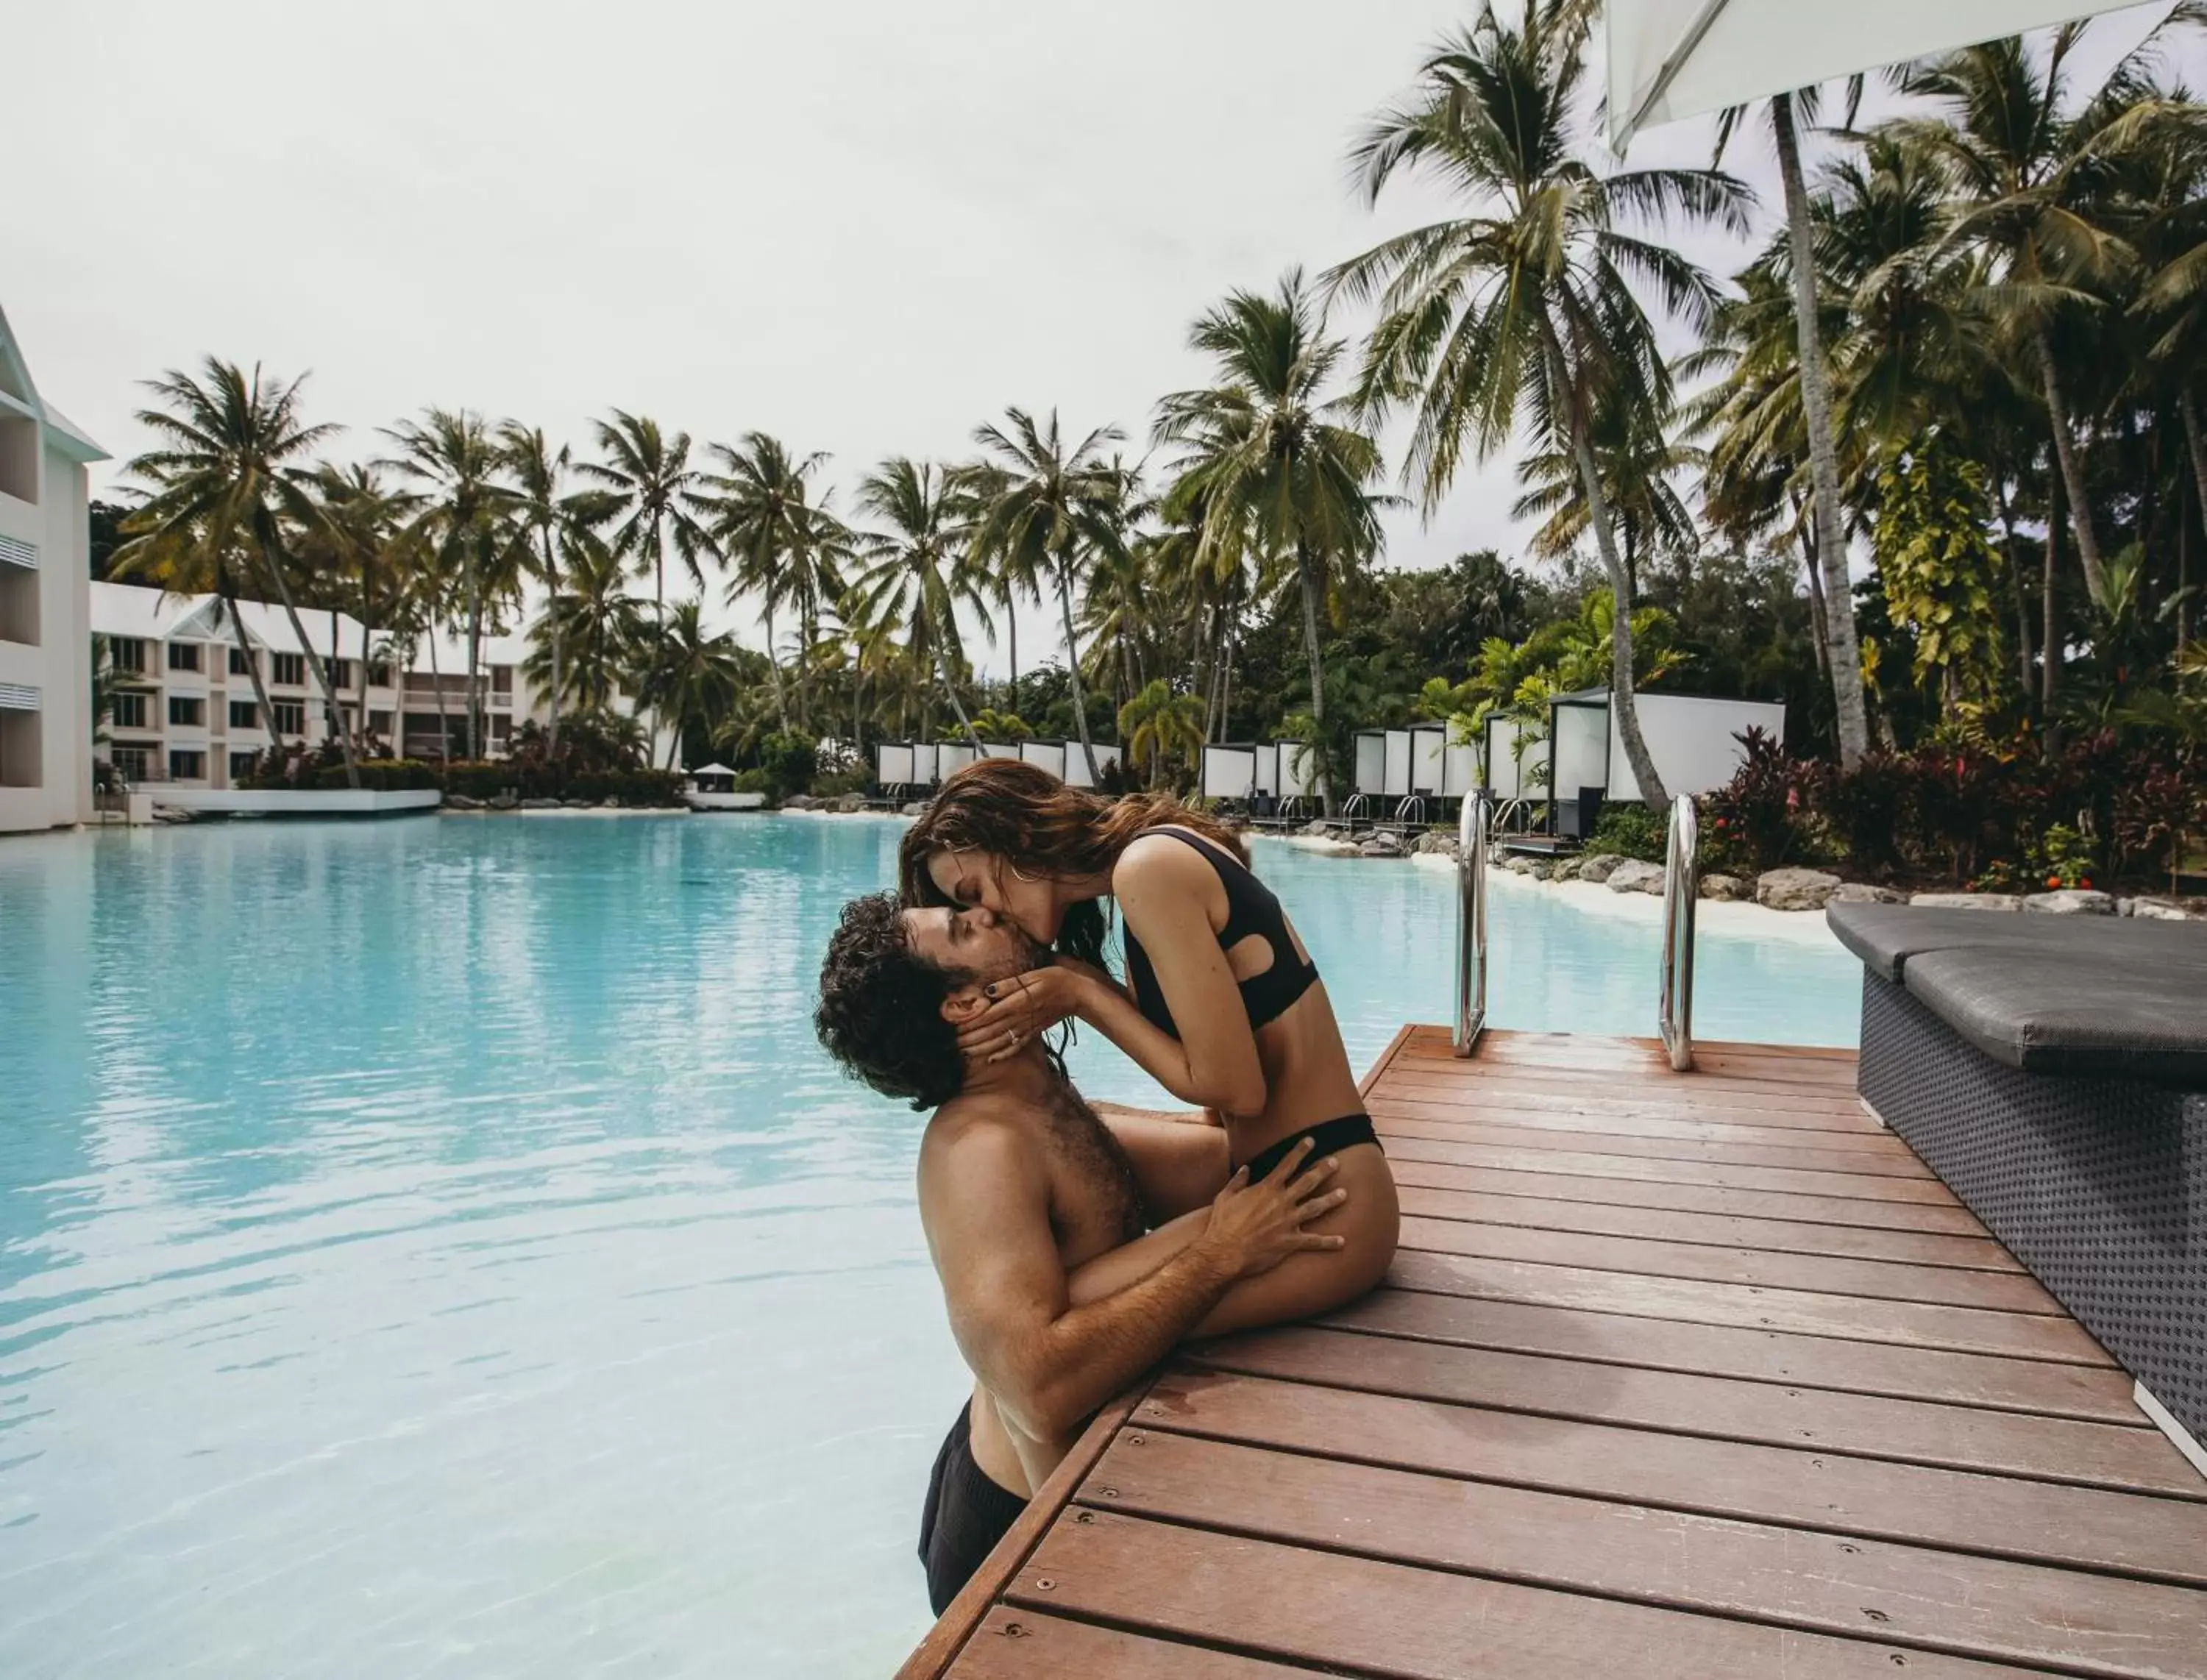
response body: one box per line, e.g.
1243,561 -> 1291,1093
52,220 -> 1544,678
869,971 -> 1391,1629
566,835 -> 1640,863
311,757 -> 438,791
1588,802 -> 1667,864
757,730 -> 819,800
1701,729 -> 1812,875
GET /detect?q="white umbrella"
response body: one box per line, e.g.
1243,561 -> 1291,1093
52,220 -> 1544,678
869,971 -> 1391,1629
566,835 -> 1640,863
1607,0 -> 2150,149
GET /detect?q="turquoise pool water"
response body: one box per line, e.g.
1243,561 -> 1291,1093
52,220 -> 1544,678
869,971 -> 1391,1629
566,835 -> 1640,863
0,816 -> 1860,1677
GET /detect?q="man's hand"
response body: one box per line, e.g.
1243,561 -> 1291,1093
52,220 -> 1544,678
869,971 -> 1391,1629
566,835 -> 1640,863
1193,1138 -> 1348,1279
958,962 -> 1093,1067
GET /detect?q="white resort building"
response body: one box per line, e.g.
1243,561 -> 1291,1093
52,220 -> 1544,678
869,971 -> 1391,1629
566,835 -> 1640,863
0,306 -> 104,836
90,580 -> 543,788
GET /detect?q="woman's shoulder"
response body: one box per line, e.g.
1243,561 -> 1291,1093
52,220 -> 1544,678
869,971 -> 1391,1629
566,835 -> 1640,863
1113,827 -> 1225,897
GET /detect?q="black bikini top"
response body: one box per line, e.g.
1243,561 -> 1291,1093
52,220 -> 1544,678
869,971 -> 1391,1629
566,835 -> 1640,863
1120,829 -> 1321,1042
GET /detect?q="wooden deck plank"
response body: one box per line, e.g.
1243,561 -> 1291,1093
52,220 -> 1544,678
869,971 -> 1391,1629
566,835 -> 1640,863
1396,1215 -> 2063,1314
1318,1290 -> 2145,1422
1134,1372 -> 2207,1587
943,1611 -> 1311,1680
1081,1431 -> 2207,1677
1009,1512 -> 2051,1679
1187,1326 -> 2205,1495
1387,1251 -> 2115,1364
1389,1156 -> 1994,1234
902,1029 -> 2205,1679
1395,1184 -> 2027,1272
1382,1134 -> 1969,1205
1375,1111 -> 1941,1178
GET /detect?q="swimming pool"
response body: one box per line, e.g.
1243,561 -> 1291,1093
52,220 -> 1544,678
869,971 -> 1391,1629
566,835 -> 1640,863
0,816 -> 1860,1677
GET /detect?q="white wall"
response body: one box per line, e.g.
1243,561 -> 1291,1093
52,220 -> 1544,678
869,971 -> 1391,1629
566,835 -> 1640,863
1552,704 -> 1610,801
1606,694 -> 1787,801
1201,745 -> 1257,800
0,431 -> 92,833
1482,715 -> 1550,801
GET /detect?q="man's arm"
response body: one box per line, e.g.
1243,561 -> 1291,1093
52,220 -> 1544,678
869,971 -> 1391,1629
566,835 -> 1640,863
919,1124 -> 1341,1444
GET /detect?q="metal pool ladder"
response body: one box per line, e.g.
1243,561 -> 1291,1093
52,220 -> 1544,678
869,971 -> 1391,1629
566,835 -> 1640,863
1659,794 -> 1699,1070
1454,794 -> 1489,1056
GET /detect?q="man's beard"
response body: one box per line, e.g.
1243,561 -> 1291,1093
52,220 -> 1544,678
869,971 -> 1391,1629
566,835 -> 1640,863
976,925 -> 1056,988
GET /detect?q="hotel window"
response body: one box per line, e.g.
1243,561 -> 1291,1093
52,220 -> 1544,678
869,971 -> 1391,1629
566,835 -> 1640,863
491,713 -> 512,743
111,746 -> 152,781
111,638 -> 148,674
369,661 -> 392,688
271,701 -> 306,736
229,646 -> 255,677
167,641 -> 202,672
168,695 -> 205,727
327,658 -> 352,691
272,652 -> 306,686
112,692 -> 149,730
491,665 -> 513,696
368,709 -> 392,737
229,700 -> 259,730
230,750 -> 260,781
168,750 -> 207,781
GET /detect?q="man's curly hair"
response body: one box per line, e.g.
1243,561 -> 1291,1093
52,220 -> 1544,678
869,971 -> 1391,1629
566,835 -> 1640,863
815,892 -> 972,1111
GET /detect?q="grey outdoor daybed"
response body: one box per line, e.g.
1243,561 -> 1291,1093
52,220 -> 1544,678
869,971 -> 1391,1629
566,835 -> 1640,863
1827,901 -> 2207,1456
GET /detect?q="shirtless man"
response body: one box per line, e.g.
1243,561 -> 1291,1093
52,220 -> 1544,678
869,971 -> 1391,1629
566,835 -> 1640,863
814,891 -> 1350,1615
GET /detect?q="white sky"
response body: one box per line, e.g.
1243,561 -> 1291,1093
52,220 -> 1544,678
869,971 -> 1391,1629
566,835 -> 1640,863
8,1 -> 2185,672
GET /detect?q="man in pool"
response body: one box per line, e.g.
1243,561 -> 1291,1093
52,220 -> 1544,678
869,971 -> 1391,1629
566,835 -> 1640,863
814,891 -> 1350,1616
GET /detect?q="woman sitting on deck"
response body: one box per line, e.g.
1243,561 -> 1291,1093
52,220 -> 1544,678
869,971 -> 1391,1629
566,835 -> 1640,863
900,758 -> 1401,1331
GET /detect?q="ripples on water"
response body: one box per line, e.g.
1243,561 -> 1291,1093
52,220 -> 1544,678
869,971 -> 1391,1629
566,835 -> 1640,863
0,815 -> 1860,1677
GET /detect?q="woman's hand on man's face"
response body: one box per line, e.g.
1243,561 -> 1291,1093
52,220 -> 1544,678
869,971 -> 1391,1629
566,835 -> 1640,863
956,964 -> 1090,1068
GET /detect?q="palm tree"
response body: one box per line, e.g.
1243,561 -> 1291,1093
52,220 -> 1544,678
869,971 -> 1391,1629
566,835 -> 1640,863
1329,3 -> 1751,808
1713,85 -> 1875,765
1891,19 -> 2192,608
1118,679 -> 1206,789
628,599 -> 754,769
580,410 -> 712,624
526,524 -> 646,713
850,458 -> 992,747
385,408 -> 518,761
1154,270 -> 1388,814
701,433 -> 845,730
115,358 -> 362,786
1510,382 -> 1701,592
303,463 -> 418,748
970,408 -> 1125,783
497,422 -> 601,752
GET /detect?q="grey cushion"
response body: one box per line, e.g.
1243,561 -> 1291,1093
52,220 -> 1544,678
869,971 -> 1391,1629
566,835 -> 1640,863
1827,902 -> 2207,984
1899,950 -> 2207,1083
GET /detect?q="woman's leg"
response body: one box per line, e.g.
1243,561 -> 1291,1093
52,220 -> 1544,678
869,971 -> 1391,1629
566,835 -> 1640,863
1093,1103 -> 1232,1224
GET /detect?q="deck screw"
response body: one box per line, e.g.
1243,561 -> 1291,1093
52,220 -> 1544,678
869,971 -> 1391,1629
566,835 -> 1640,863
1034,1577 -> 1056,1592
1073,1511 -> 1094,1525
1890,1656 -> 1908,1667
1096,1486 -> 1117,1498
1003,1622 -> 1027,1639
1129,1434 -> 1145,1445
1839,1544 -> 1859,1555
1862,1608 -> 1890,1624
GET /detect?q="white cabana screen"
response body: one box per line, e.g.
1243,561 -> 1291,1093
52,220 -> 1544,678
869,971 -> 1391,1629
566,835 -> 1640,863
1277,742 -> 1319,800
1551,704 -> 1611,802
976,740 -> 1021,761
935,741 -> 978,778
1382,730 -> 1413,799
876,742 -> 914,786
1351,731 -> 1388,796
1061,742 -> 1120,789
1483,714 -> 1551,801
908,742 -> 941,786
1253,742 -> 1280,797
1605,693 -> 1786,802
1409,725 -> 1447,797
1201,744 -> 1259,800
1018,739 -> 1067,779
1441,741 -> 1481,800
1606,0 -> 2134,148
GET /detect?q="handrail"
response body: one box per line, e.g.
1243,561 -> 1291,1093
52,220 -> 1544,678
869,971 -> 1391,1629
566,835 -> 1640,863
1454,794 -> 1490,1057
1658,794 -> 1698,1071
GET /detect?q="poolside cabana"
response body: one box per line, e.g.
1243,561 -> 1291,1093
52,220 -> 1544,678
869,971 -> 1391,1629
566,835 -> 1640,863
1408,725 -> 1447,804
874,741 -> 915,791
1482,713 -> 1551,805
1017,738 -> 1067,779
1060,741 -> 1121,790
681,763 -> 766,812
1200,743 -> 1260,804
934,741 -> 978,779
1547,689 -> 1785,836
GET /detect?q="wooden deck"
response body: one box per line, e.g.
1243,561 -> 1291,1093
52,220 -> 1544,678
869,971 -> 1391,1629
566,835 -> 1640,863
899,1026 -> 2207,1680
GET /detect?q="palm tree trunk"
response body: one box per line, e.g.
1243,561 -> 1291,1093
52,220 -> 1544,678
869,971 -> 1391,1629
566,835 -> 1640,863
2044,466 -> 2063,717
257,533 -> 361,789
1006,593 -> 1019,711
2180,389 -> 2207,638
1568,428 -> 1669,810
1055,558 -> 1101,784
1991,469 -> 2034,695
539,530 -> 563,750
463,543 -> 483,761
427,631 -> 450,761
1774,91 -> 1871,769
1219,633 -> 1234,741
1294,539 -> 1335,816
1799,513 -> 1831,681
933,641 -> 984,750
764,599 -> 789,729
355,622 -> 371,750
221,591 -> 282,780
2037,327 -> 2108,608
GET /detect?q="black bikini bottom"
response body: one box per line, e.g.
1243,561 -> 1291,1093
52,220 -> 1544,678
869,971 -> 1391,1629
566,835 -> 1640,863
1240,1113 -> 1381,1184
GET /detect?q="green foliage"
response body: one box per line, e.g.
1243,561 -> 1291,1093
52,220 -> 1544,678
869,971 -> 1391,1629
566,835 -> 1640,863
1117,680 -> 1206,789
732,768 -> 770,794
1588,802 -> 1668,864
310,758 -> 438,791
967,708 -> 1034,741
758,730 -> 820,800
1873,433 -> 2005,704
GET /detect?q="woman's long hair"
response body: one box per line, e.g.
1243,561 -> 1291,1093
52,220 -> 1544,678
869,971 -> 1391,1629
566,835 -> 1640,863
897,758 -> 1246,971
